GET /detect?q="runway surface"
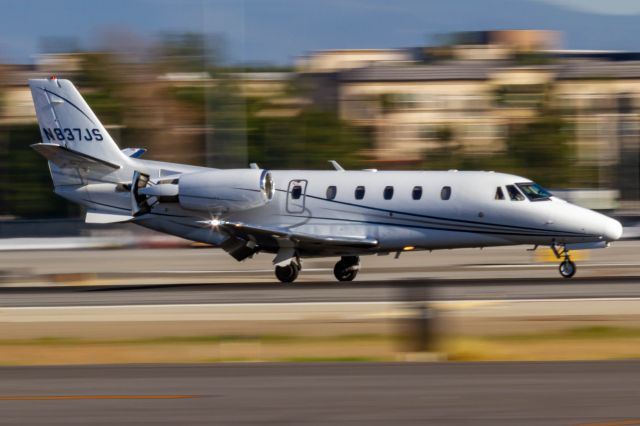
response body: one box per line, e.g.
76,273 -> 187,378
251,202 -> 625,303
3,242 -> 640,287
1,361 -> 639,425
2,276 -> 640,307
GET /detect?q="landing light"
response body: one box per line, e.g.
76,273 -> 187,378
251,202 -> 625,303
403,246 -> 415,251
209,218 -> 221,227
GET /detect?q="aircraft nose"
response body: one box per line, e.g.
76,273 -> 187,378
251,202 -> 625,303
603,217 -> 623,241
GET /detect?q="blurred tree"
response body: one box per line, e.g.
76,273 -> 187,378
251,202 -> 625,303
420,125 -> 464,170
247,104 -> 369,170
156,32 -> 221,73
502,113 -> 574,185
77,53 -> 125,124
0,125 -> 72,218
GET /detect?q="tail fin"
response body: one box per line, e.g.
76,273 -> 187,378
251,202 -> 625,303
28,77 -> 130,185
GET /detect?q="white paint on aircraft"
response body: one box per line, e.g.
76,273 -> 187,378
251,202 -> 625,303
28,78 -> 624,282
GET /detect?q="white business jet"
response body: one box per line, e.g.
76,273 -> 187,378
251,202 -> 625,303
29,77 -> 623,282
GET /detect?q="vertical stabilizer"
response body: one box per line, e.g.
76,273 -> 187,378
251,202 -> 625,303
28,77 -> 131,185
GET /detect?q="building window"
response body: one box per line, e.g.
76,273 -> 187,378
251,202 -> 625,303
506,185 -> 525,201
441,186 -> 451,200
291,185 -> 302,200
326,186 -> 337,200
495,187 -> 505,200
383,186 -> 394,200
412,186 -> 423,200
355,186 -> 366,200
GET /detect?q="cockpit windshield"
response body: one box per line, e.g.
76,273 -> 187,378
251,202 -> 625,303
516,182 -> 552,201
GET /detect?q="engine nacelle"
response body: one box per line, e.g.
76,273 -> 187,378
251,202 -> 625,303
178,169 -> 274,213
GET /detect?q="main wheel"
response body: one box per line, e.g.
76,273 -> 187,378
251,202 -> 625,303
559,259 -> 576,278
333,256 -> 360,282
275,263 -> 300,283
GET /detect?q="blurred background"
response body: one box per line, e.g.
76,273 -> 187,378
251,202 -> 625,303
4,1 -> 640,420
3,2 -> 640,423
3,0 -> 640,223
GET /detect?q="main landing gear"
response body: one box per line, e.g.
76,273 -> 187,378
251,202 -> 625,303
552,244 -> 576,279
273,256 -> 361,283
275,260 -> 301,283
333,256 -> 360,282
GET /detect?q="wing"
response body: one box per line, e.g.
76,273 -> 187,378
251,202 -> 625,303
206,220 -> 379,260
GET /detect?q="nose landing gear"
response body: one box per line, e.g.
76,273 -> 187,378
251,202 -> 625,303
559,258 -> 576,278
333,256 -> 360,282
552,244 -> 576,279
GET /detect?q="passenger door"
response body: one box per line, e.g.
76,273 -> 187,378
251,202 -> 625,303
286,179 -> 307,214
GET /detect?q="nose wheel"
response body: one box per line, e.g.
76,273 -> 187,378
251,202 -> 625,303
552,244 -> 577,279
559,258 -> 576,278
334,256 -> 360,282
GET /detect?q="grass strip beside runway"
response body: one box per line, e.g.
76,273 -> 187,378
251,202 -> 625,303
0,326 -> 638,364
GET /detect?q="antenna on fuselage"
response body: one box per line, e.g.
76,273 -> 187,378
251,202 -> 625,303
329,160 -> 344,171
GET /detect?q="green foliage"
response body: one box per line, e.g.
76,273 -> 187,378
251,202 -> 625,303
247,105 -> 370,170
435,126 -> 453,143
0,125 -> 72,218
169,86 -> 206,106
156,32 -> 220,72
77,53 -> 124,124
501,113 -> 574,185
203,76 -> 249,168
420,111 -> 579,187
512,51 -> 554,66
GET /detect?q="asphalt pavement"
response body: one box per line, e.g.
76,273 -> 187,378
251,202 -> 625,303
3,241 -> 640,287
1,361 -> 639,425
2,276 -> 640,307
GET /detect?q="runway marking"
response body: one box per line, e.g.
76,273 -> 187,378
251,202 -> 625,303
137,268 -> 331,274
133,264 -> 640,274
0,395 -> 199,401
2,297 -> 640,319
0,297 -> 639,309
469,263 -> 640,269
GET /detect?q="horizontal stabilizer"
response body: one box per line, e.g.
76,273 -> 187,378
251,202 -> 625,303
31,143 -> 121,172
121,147 -> 147,158
85,210 -> 134,224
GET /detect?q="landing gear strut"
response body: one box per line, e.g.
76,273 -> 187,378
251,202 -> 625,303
275,259 -> 301,283
333,256 -> 360,282
552,244 -> 576,279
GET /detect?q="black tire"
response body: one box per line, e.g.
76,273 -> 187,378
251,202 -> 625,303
275,263 -> 300,283
559,259 -> 576,278
333,257 -> 359,282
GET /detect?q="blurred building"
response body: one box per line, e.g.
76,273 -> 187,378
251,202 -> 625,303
297,30 -> 640,209
3,30 -> 640,212
297,49 -> 415,73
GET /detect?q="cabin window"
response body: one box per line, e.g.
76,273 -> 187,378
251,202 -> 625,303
355,186 -> 366,200
516,182 -> 552,201
495,187 -> 505,200
291,185 -> 302,200
326,186 -> 337,200
412,186 -> 423,200
440,186 -> 451,200
383,186 -> 394,200
506,184 -> 525,201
